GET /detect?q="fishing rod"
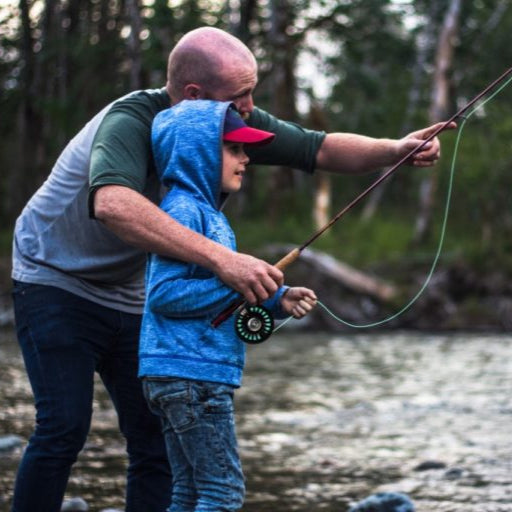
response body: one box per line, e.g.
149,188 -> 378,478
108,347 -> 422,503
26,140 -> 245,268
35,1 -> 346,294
212,66 -> 512,344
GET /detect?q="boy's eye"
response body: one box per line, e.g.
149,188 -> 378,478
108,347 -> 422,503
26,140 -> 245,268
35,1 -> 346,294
227,144 -> 244,155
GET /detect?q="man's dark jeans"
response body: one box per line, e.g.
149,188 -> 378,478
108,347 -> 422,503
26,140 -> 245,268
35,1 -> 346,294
10,281 -> 171,512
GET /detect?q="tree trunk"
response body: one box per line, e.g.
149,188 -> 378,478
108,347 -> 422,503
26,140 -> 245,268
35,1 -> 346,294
230,0 -> 257,43
308,102 -> 331,230
361,6 -> 438,222
7,0 -> 46,221
126,0 -> 143,90
414,0 -> 461,244
267,0 -> 298,222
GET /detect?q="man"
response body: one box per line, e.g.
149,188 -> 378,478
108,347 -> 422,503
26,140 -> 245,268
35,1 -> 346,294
11,26 -> 452,512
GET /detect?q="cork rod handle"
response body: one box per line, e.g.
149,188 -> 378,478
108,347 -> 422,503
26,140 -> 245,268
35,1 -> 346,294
274,248 -> 301,271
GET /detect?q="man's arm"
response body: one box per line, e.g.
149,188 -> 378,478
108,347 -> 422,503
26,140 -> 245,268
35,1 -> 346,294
315,122 -> 457,174
93,185 -> 283,304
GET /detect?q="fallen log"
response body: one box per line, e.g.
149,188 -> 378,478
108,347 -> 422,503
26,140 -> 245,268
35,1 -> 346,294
263,244 -> 397,302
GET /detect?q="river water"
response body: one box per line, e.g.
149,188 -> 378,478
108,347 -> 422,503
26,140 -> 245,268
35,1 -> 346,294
1,326 -> 512,511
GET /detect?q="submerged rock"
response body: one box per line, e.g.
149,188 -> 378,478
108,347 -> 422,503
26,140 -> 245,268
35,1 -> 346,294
0,435 -> 23,453
413,460 -> 447,471
61,497 -> 89,511
349,492 -> 415,512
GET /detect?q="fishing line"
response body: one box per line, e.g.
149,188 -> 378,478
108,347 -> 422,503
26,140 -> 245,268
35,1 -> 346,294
213,67 -> 512,342
274,72 -> 512,332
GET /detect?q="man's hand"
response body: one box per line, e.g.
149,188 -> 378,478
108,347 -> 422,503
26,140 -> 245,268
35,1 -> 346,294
281,287 -> 317,318
214,252 -> 284,305
399,121 -> 457,167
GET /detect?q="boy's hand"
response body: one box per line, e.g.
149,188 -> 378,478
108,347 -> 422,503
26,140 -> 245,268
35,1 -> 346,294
281,287 -> 317,318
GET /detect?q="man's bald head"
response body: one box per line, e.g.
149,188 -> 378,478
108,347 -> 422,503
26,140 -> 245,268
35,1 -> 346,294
166,27 -> 257,104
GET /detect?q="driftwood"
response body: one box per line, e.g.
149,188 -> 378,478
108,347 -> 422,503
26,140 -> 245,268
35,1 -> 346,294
263,244 -> 397,302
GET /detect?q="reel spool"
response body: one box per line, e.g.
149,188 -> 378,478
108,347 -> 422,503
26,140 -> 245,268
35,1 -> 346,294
235,305 -> 274,344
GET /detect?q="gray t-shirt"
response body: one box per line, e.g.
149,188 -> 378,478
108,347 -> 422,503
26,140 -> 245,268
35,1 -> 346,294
12,89 -> 325,313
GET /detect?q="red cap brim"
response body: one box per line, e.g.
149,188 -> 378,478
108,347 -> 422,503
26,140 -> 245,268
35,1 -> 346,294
223,127 -> 275,146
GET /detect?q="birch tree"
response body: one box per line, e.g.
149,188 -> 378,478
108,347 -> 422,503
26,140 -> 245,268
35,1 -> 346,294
414,0 -> 461,243
126,0 -> 143,90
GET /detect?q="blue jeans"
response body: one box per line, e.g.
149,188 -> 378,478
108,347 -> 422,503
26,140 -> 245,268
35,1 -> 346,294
11,281 -> 171,512
143,378 -> 245,512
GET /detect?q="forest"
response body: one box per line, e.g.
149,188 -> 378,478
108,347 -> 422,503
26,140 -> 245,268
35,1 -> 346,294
1,0 -> 512,328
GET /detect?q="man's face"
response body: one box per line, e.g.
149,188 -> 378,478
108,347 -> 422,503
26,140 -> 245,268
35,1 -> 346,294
207,59 -> 257,119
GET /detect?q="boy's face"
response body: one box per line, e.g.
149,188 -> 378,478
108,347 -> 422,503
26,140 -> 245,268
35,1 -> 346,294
221,142 -> 249,194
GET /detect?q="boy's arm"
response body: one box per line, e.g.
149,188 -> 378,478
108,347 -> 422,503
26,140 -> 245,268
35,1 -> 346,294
146,253 -> 239,318
144,199 -> 242,318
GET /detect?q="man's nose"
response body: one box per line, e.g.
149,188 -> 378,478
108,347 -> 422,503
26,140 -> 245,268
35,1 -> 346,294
239,96 -> 254,118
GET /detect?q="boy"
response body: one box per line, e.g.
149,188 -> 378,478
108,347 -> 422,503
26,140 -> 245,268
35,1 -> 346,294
139,100 -> 317,511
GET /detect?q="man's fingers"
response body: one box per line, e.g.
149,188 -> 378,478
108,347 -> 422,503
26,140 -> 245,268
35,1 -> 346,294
413,156 -> 440,167
242,272 -> 281,304
268,264 -> 285,287
248,281 -> 272,305
404,120 -> 457,166
241,288 -> 257,305
244,261 -> 283,304
430,120 -> 457,134
217,252 -> 283,304
410,121 -> 457,140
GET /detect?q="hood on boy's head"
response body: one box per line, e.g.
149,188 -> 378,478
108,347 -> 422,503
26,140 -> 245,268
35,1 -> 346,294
151,99 -> 228,209
151,100 -> 275,210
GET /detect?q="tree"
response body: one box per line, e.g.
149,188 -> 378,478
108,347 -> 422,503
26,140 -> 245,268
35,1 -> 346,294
126,0 -> 143,90
414,0 -> 462,244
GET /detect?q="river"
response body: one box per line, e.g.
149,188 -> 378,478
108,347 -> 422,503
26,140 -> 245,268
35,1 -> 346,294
1,326 -> 512,511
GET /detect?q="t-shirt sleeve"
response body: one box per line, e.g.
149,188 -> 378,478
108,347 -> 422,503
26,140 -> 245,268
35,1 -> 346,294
245,107 -> 326,174
87,93 -> 163,218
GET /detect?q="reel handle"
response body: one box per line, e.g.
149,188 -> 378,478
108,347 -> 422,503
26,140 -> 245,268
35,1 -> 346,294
211,298 -> 245,328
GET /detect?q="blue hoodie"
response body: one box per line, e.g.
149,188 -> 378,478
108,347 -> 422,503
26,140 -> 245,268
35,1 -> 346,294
138,100 -> 287,387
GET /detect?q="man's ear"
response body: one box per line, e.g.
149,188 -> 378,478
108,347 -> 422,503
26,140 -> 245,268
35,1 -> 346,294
183,84 -> 202,100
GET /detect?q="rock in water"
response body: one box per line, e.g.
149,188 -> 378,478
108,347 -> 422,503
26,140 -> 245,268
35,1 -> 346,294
0,435 -> 23,453
61,497 -> 89,511
349,492 -> 415,512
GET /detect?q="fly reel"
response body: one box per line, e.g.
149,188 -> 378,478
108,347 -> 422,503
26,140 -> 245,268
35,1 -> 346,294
235,305 -> 274,344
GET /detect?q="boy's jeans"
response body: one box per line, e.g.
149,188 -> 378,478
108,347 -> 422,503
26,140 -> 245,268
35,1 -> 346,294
11,281 -> 171,512
143,378 -> 245,512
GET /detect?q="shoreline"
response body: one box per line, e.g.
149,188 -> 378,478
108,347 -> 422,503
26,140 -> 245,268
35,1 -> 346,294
1,256 -> 511,332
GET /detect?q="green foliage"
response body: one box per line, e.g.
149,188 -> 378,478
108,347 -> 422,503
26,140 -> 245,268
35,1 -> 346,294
1,0 -> 512,276
0,229 -> 13,256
